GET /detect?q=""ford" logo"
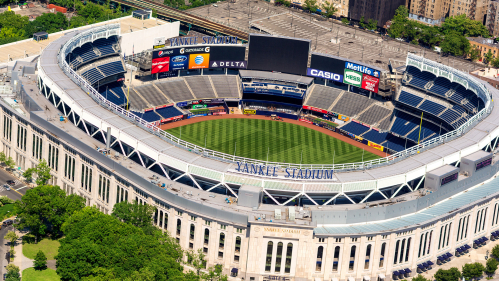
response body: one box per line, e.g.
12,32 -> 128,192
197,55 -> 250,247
172,56 -> 187,62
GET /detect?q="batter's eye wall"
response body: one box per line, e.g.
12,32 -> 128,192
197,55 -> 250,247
247,34 -> 311,75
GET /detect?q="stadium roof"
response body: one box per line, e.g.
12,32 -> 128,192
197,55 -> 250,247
239,69 -> 314,85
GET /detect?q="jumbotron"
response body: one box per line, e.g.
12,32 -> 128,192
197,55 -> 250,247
5,10 -> 499,281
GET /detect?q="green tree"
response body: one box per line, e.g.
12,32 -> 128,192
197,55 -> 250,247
485,258 -> 499,276
320,1 -> 337,18
22,167 -> 35,183
435,267 -> 462,281
9,248 -> 15,259
33,159 -> 51,186
492,245 -> 499,258
5,156 -> 14,170
366,19 -> 377,31
462,262 -> 485,281
393,5 -> 409,23
5,264 -> 20,281
442,14 -> 490,37
186,249 -> 206,276
56,207 -> 187,280
440,33 -> 471,57
359,15 -> 366,29
0,151 -> 6,163
34,250 -> 47,270
111,201 -> 157,231
303,0 -> 318,13
4,231 -> 18,246
420,26 -> 443,48
14,185 -> 85,240
484,49 -> 494,65
0,11 -> 29,30
152,8 -> 158,17
200,264 -> 227,281
341,17 -> 349,25
69,15 -> 88,28
24,12 -> 68,36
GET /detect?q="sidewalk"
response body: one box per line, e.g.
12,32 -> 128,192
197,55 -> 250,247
417,240 -> 499,279
12,230 -> 33,274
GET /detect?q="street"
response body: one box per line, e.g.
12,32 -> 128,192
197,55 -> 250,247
0,168 -> 29,201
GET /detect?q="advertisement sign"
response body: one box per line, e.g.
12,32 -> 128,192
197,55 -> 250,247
170,55 -> 189,70
306,68 -> 343,82
161,115 -> 183,123
361,74 -> 380,93
210,61 -> 247,69
189,54 -> 210,69
343,69 -> 362,87
355,135 -> 363,141
158,71 -> 178,79
244,109 -> 256,115
151,57 -> 170,74
337,114 -> 349,122
345,62 -> 380,78
299,118 -> 313,124
213,111 -> 227,115
153,44 -> 165,50
176,101 -> 188,107
188,113 -> 208,119
368,141 -> 384,151
303,105 -> 328,114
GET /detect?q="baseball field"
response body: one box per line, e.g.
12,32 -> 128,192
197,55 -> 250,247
166,118 -> 380,164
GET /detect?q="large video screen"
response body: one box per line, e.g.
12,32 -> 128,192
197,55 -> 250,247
152,45 -> 247,74
247,34 -> 310,75
310,54 -> 345,75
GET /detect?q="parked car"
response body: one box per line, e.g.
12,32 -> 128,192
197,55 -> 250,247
3,184 -> 9,191
2,220 -> 13,227
6,180 -> 15,186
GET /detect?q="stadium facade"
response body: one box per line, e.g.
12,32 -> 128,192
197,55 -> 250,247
4,21 -> 498,281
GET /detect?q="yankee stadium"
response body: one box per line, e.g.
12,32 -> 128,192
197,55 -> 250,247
2,3 -> 499,281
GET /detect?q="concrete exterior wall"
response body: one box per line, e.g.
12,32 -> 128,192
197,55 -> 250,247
120,21 -> 180,56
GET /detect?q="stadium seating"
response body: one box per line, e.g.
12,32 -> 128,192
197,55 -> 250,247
66,36 -> 118,69
357,105 -> 392,126
405,66 -> 435,89
331,92 -> 376,117
438,108 -> 462,127
390,111 -> 419,136
128,88 -> 150,110
184,76 -> 216,99
418,100 -> 446,116
362,130 -> 389,145
156,106 -> 183,119
429,77 -> 453,96
406,120 -> 441,142
383,134 -> 409,152
81,68 -> 104,85
340,122 -> 370,136
99,82 -> 126,106
377,116 -> 392,131
210,76 -> 240,98
92,37 -> 117,57
398,90 -> 423,107
306,85 -> 343,110
131,110 -> 162,122
135,84 -> 170,107
97,61 -> 125,77
155,79 -> 194,102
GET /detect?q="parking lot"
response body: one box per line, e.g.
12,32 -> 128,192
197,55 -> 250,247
188,0 -> 480,72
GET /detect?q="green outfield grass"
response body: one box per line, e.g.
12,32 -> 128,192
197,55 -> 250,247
166,119 -> 380,164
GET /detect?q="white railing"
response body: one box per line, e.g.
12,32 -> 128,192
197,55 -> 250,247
55,25 -> 493,173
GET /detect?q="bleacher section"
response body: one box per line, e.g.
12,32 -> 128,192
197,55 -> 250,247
92,37 -> 117,56
66,36 -> 118,69
306,85 -> 343,110
429,77 -> 452,96
128,88 -> 150,110
135,84 -> 170,107
331,92 -> 376,117
98,82 -> 126,106
391,111 -> 419,136
405,66 -> 435,89
81,68 -> 104,85
132,110 -> 162,122
390,111 -> 444,142
155,79 -> 194,102
184,76 -> 216,99
156,106 -> 183,119
97,61 -> 125,77
384,134 -> 409,152
210,76 -> 240,98
363,130 -> 388,145
357,105 -> 392,126
340,122 -> 370,135
398,90 -> 423,107
418,100 -> 446,115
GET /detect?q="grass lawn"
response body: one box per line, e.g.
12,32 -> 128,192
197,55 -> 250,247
167,119 -> 379,164
23,238 -> 60,260
0,204 -> 15,219
22,268 -> 60,281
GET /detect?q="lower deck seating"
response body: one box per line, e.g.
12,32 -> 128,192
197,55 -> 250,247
340,122 -> 370,136
156,106 -> 183,119
98,82 -> 126,106
306,85 -> 343,110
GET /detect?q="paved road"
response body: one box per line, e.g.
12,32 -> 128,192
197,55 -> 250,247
0,168 -> 29,201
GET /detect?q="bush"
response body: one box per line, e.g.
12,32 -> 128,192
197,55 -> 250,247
33,250 -> 47,270
0,196 -> 14,205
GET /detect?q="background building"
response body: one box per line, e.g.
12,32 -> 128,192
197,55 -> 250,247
347,0 -> 407,27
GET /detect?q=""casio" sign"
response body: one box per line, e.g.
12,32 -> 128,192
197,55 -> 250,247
306,68 -> 343,82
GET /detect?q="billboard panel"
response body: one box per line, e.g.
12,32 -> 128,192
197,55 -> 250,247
189,53 -> 210,69
361,74 -> 379,93
247,34 -> 310,75
343,69 -> 362,87
210,45 -> 246,61
345,62 -> 380,78
151,57 -> 170,74
306,68 -> 343,82
170,55 -> 189,70
310,54 -> 346,75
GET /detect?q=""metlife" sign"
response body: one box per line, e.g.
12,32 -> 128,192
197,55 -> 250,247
306,68 -> 343,82
343,69 -> 362,87
345,62 -> 380,78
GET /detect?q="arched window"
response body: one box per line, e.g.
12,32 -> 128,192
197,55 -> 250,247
493,204 -> 498,226
275,242 -> 283,273
265,242 -> 273,272
427,230 -> 433,254
482,208 -> 488,231
204,229 -> 210,245
478,209 -> 484,232
176,219 -> 181,236
159,211 -> 163,228
164,213 -> 168,230
154,209 -> 158,225
316,246 -> 324,271
333,246 -> 340,272
394,240 -> 400,264
349,245 -> 356,270
457,218 -> 462,241
438,226 -> 444,249
464,215 -> 470,238
405,238 -> 411,262
475,211 -> 481,233
285,243 -> 293,274
365,244 -> 372,269
234,236 -> 241,263
219,233 -> 225,249
418,234 -> 424,258
379,243 -> 386,268
190,224 -> 195,241
442,224 -> 448,249
422,232 -> 428,257
446,223 -> 451,246
399,239 -> 406,264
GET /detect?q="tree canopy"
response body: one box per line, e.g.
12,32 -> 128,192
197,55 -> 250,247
14,185 -> 86,239
56,207 -> 191,281
435,267 -> 462,281
462,262 -> 485,281
112,201 -> 157,234
441,14 -> 490,37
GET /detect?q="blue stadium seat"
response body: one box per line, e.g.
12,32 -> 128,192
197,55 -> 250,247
391,111 -> 418,136
131,110 -> 161,122
406,121 -> 442,142
418,100 -> 446,116
98,82 -> 126,106
81,68 -> 104,85
384,134 -> 410,152
66,36 -> 118,69
362,130 -> 389,145
98,61 -> 125,77
341,122 -> 370,136
156,106 -> 183,119
398,91 -> 423,107
429,77 -> 452,96
406,66 -> 435,89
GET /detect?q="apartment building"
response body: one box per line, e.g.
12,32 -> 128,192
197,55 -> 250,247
407,0 -> 488,25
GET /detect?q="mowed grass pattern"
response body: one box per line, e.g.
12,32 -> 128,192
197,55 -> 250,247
167,119 -> 380,164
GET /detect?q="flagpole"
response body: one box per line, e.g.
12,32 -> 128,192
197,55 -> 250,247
417,112 -> 424,145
